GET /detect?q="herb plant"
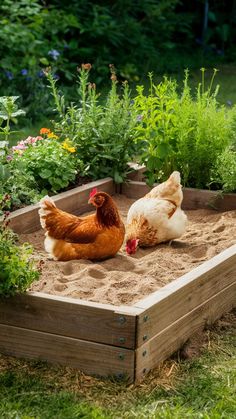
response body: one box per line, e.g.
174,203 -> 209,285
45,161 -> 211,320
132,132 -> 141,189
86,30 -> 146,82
134,69 -> 235,189
47,64 -> 138,183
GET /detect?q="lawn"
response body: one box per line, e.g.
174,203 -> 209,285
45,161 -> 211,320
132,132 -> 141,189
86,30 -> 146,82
0,310 -> 235,419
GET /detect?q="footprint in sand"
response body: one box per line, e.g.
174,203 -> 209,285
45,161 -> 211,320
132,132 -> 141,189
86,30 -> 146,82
87,267 -> 107,280
189,244 -> 208,259
102,255 -> 136,272
54,283 -> 67,292
213,224 -> 226,233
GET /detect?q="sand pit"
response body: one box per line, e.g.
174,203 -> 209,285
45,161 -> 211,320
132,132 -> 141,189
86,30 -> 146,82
18,195 -> 236,306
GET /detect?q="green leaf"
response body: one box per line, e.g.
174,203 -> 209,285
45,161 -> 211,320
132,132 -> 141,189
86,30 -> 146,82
114,171 -> 123,183
157,143 -> 170,159
39,169 -> 52,178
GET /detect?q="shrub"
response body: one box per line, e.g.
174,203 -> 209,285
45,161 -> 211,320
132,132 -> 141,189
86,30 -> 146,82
134,69 -> 234,189
47,64 -> 138,183
0,194 -> 40,296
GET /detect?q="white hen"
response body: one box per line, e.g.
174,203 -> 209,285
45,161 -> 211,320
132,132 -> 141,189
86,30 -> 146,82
125,171 -> 187,254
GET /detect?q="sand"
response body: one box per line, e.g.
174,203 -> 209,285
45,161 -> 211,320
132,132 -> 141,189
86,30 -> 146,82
18,195 -> 236,306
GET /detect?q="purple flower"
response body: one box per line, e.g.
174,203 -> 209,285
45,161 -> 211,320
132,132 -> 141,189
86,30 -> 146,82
12,144 -> 27,151
136,115 -> 143,122
53,73 -> 60,80
6,155 -> 13,161
226,100 -> 232,107
21,69 -> 28,76
5,71 -> 13,80
48,49 -> 60,61
37,70 -> 44,78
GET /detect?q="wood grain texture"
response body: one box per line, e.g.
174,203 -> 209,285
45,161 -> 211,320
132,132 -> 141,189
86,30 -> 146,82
121,180 -> 236,211
0,323 -> 135,381
135,281 -> 236,381
0,291 -> 139,349
134,244 -> 236,346
9,178 -> 115,233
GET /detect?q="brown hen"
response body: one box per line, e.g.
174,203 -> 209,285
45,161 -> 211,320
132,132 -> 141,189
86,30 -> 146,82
39,188 -> 125,261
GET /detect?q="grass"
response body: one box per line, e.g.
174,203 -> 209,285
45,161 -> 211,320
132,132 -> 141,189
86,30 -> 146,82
0,310 -> 235,418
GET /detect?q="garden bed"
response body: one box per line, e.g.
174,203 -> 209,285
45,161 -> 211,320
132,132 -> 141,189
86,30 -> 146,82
0,177 -> 235,382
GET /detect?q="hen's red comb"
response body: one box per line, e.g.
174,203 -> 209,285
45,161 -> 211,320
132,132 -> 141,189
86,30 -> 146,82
89,188 -> 98,198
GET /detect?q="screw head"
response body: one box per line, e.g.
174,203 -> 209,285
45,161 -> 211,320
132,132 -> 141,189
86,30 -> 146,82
143,315 -> 149,322
142,350 -> 147,357
119,337 -> 126,344
118,316 -> 126,324
143,334 -> 148,341
118,353 -> 125,360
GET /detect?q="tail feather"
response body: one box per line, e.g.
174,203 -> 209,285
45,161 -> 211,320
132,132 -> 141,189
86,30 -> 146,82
39,195 -> 56,229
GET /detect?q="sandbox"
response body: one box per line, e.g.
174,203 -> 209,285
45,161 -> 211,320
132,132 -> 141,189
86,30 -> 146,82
0,178 -> 235,382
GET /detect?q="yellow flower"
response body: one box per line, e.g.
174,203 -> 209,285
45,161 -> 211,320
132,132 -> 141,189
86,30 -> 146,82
62,141 -> 76,153
47,132 -> 59,140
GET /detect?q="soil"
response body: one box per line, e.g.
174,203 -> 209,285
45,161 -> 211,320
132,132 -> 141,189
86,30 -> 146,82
18,194 -> 236,306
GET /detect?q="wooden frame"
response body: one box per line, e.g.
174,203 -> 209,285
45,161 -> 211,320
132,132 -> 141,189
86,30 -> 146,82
0,177 -> 235,382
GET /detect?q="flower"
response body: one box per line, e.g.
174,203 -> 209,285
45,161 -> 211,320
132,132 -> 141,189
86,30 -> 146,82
12,144 -> 27,151
6,155 -> 13,161
40,128 -> 51,135
37,70 -> 44,78
21,69 -> 28,76
81,63 -> 92,71
48,49 -> 60,60
62,141 -> 76,153
47,132 -> 59,140
5,71 -> 13,80
137,115 -> 143,121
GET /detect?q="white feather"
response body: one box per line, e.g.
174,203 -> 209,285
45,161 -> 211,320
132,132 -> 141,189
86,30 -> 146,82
38,195 -> 56,228
44,233 -> 58,260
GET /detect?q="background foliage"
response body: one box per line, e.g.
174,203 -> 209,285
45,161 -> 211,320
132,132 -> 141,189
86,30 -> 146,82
0,0 -> 235,121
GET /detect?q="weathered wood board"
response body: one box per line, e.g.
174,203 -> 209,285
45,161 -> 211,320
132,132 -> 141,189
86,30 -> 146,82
0,323 -> 135,381
135,281 -> 236,381
134,244 -> 236,346
122,180 -> 236,211
0,292 -> 139,349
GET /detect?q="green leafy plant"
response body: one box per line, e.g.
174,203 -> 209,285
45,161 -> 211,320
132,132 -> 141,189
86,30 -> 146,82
134,69 -> 234,189
0,96 -> 25,145
0,194 -> 40,296
14,132 -> 80,194
47,64 -> 138,183
133,72 -> 179,185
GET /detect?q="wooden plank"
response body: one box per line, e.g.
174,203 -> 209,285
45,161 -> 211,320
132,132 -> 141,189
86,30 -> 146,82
182,187 -> 236,211
122,181 -> 150,199
121,180 -> 236,211
9,178 -> 115,233
135,281 -> 236,381
134,244 -> 236,347
127,164 -> 146,181
0,323 -> 135,381
0,291 -> 139,349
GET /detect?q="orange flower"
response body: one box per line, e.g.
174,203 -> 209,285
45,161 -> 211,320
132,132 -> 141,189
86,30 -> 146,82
40,128 -> 51,135
81,63 -> 92,71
